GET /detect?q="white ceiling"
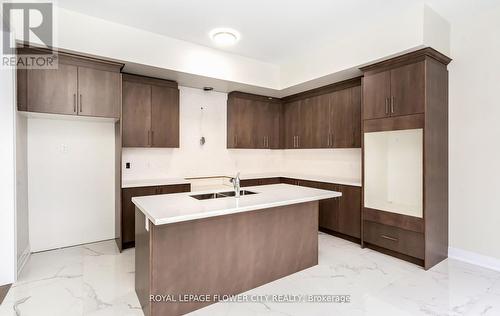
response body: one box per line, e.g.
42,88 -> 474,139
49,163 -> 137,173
56,0 -> 419,65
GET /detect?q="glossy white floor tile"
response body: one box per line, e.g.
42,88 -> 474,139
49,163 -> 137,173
1,233 -> 499,316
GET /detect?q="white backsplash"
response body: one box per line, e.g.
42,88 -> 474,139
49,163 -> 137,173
122,86 -> 361,181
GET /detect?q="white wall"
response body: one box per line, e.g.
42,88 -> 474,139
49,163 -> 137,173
443,2 -> 500,260
123,86 -> 361,182
15,114 -> 29,269
279,3 -> 450,89
27,116 -> 116,252
0,18 -> 16,286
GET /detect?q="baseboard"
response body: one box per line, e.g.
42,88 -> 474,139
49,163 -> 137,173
448,247 -> 500,272
17,245 -> 31,276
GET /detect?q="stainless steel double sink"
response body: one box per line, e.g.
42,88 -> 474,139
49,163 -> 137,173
190,190 -> 257,200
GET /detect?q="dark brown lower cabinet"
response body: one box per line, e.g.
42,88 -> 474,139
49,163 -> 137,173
242,177 -> 361,242
362,208 -> 426,266
363,220 -> 424,260
119,184 -> 190,251
337,185 -> 361,238
240,177 -> 281,187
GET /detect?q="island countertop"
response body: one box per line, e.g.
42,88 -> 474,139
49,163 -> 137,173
132,183 -> 341,225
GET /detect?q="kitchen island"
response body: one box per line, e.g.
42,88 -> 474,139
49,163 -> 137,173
132,183 -> 341,316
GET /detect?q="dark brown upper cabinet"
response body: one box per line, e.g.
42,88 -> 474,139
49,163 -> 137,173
283,99 -> 301,149
282,78 -> 362,149
17,48 -> 122,119
77,67 -> 121,118
122,74 -> 180,148
363,60 -> 425,120
331,85 -> 362,148
151,85 -> 180,148
227,92 -> 281,149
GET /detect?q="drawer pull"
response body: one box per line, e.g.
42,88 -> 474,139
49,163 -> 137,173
380,234 -> 398,242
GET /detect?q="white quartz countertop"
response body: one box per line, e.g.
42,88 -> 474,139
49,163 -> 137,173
132,183 -> 341,225
122,173 -> 360,188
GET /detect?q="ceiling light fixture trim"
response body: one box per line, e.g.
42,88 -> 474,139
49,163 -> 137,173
209,28 -> 240,46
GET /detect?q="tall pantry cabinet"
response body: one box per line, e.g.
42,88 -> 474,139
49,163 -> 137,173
360,48 -> 451,270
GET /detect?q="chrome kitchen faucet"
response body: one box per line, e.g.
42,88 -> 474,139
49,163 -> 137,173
230,172 -> 241,198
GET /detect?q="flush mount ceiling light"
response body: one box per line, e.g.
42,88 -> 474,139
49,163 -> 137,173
209,28 -> 240,46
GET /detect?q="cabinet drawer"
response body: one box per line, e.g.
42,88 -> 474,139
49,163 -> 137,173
363,221 -> 424,259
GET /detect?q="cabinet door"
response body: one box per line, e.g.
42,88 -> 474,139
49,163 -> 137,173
331,86 -> 361,148
269,102 -> 282,149
151,85 -> 180,148
121,186 -> 157,246
309,94 -> 331,148
27,63 -> 78,115
283,100 -> 301,149
77,67 -> 121,118
254,100 -> 272,149
318,183 -> 340,231
227,97 -> 255,148
337,185 -> 361,238
122,81 -> 151,147
390,61 -> 425,117
297,98 -> 313,148
17,68 -> 28,111
363,70 -> 390,120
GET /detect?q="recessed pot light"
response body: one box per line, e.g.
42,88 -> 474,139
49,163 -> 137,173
209,28 -> 240,46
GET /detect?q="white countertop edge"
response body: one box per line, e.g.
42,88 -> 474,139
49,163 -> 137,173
132,189 -> 341,226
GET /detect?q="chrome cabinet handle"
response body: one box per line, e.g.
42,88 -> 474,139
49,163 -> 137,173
79,94 -> 83,113
380,234 -> 398,242
385,97 -> 389,114
73,94 -> 77,113
390,96 -> 395,114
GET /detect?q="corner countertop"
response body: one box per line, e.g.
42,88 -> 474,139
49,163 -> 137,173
132,183 -> 341,225
122,173 -> 361,189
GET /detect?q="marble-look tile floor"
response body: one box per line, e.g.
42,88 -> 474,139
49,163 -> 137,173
1,233 -> 499,315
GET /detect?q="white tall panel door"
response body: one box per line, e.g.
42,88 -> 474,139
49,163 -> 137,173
27,117 -> 115,252
364,129 -> 423,218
